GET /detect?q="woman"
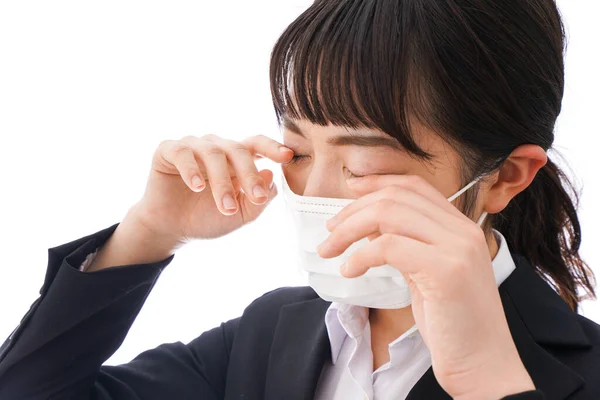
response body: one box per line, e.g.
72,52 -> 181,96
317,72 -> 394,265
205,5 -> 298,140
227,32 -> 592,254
0,0 -> 598,399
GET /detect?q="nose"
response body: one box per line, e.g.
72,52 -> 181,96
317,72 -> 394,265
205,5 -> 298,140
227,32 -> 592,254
302,168 -> 345,199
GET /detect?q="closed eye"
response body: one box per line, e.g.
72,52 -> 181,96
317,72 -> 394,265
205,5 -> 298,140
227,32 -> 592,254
343,167 -> 362,179
286,153 -> 362,179
288,154 -> 310,164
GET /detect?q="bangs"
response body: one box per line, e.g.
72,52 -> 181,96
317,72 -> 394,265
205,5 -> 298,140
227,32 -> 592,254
269,0 -> 433,159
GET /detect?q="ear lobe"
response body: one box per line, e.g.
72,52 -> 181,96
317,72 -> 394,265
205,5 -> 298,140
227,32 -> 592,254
484,145 -> 547,214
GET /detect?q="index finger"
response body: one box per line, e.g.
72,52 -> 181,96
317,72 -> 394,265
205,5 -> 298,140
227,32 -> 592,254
345,174 -> 468,218
241,135 -> 294,163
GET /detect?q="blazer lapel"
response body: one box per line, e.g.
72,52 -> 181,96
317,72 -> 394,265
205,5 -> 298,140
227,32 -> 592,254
407,253 -> 590,400
264,297 -> 331,400
499,253 -> 589,399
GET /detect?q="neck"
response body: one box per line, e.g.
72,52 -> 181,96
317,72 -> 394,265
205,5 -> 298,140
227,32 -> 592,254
369,229 -> 500,340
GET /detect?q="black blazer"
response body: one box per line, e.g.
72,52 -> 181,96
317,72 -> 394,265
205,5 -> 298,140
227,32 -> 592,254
0,223 -> 599,400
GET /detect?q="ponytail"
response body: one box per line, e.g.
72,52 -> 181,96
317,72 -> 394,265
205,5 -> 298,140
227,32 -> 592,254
494,156 -> 595,312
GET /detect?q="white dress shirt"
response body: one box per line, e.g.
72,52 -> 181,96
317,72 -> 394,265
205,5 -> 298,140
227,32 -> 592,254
80,248 -> 99,271
314,229 -> 516,400
79,229 -> 516,400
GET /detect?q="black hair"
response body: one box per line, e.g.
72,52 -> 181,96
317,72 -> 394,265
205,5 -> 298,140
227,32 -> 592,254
269,0 -> 595,310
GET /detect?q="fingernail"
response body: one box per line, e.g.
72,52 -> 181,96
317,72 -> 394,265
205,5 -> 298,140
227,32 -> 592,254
192,175 -> 204,189
222,194 -> 237,211
253,184 -> 267,199
340,263 -> 348,274
279,146 -> 292,153
316,241 -> 325,253
325,217 -> 336,230
269,180 -> 275,190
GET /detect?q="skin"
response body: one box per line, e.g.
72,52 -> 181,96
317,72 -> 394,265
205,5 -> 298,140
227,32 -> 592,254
87,117 -> 546,399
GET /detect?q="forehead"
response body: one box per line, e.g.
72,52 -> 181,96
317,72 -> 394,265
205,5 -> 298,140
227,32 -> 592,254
282,115 -> 393,138
283,115 -> 460,170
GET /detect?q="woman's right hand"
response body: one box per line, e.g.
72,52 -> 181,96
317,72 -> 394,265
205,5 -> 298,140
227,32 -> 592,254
132,134 -> 294,246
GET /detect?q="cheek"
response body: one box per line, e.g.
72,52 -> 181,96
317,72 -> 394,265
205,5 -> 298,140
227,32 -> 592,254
282,165 -> 309,195
411,163 -> 462,199
282,162 -> 351,198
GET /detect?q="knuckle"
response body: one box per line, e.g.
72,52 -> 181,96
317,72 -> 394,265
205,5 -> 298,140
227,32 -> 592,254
383,185 -> 402,198
459,233 -> 482,257
202,133 -> 219,141
158,139 -> 172,148
158,139 -> 176,152
211,180 -> 233,192
171,142 -> 192,157
180,135 -> 198,143
448,254 -> 467,273
374,198 -> 394,213
229,143 -> 252,156
466,223 -> 486,242
241,171 -> 262,183
404,174 -> 424,190
250,134 -> 272,144
186,167 -> 200,177
380,233 -> 395,248
204,145 -> 225,157
377,233 -> 389,245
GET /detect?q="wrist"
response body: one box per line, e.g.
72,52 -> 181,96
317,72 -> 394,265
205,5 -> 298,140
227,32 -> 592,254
86,206 -> 183,272
452,353 -> 534,400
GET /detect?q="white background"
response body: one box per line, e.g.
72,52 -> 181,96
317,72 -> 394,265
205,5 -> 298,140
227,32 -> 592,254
0,0 -> 598,366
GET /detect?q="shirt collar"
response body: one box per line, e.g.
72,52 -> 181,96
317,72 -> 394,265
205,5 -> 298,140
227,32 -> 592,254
324,228 -> 516,365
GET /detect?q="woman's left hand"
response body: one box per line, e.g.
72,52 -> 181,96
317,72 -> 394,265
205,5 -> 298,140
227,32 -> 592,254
316,174 -> 535,400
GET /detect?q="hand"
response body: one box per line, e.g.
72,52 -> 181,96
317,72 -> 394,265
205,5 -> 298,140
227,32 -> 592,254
132,134 -> 293,246
316,174 -> 535,399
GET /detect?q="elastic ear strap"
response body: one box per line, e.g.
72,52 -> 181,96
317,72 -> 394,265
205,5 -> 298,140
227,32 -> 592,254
447,178 -> 479,202
476,211 -> 488,227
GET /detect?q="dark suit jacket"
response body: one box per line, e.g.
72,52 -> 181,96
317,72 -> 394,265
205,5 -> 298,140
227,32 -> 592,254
0,223 -> 599,399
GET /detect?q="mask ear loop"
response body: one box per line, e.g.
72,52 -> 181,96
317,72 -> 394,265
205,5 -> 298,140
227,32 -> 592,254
447,175 -> 488,227
447,177 -> 481,202
476,211 -> 488,227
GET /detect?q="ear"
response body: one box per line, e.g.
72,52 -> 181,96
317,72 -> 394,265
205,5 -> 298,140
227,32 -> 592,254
484,144 -> 547,214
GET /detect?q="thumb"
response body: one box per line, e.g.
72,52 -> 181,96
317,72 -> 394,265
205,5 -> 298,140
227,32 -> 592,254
239,169 -> 278,224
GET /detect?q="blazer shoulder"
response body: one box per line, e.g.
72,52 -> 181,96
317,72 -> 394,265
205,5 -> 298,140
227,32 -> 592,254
236,286 -> 322,332
560,314 -> 600,398
576,313 -> 600,345
231,286 -> 324,354
243,286 -> 321,316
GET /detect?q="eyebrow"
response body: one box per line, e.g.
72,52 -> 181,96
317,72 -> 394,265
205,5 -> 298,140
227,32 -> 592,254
282,116 -> 404,151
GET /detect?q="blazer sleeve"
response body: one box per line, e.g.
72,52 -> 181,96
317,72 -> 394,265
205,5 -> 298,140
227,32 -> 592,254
0,223 -> 238,400
501,390 -> 545,399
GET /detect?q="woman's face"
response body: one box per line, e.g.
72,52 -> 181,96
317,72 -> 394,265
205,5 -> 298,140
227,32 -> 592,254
281,116 -> 466,201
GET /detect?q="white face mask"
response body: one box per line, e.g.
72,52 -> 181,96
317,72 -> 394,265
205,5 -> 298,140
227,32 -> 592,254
281,173 -> 488,309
